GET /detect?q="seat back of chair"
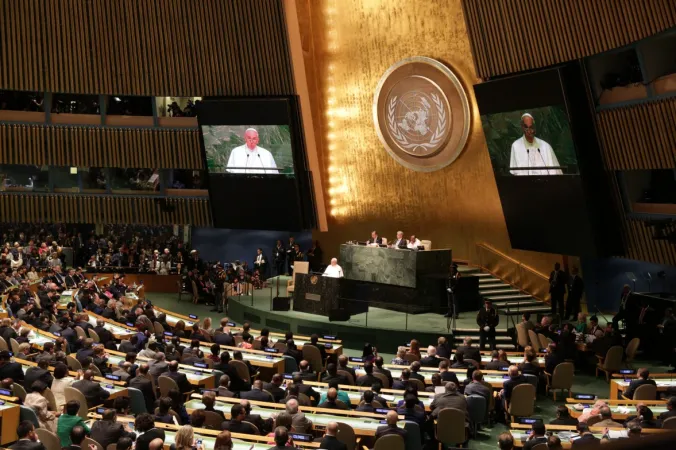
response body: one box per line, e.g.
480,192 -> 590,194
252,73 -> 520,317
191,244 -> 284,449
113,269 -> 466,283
374,434 -> 405,450
64,387 -> 89,419
0,336 -> 8,352
302,345 -> 323,373
516,325 -> 530,349
282,355 -> 298,374
523,374 -> 538,391
234,336 -> 243,347
35,428 -> 61,450
13,382 -> 27,401
158,375 -> 179,398
337,370 -> 355,385
373,372 -> 390,389
410,378 -> 425,392
420,240 -> 432,251
203,410 -> 225,429
106,444 -> 117,450
242,421 -> 260,435
89,364 -> 103,377
604,345 -> 624,372
154,322 -> 165,335
436,407 -> 466,445
403,352 -> 420,363
528,330 -> 539,350
537,334 -> 549,351
9,337 -> 20,355
290,262 -> 310,287
88,329 -> 100,343
83,437 -> 104,450
551,362 -> 574,390
336,421 -> 356,449
633,383 -> 657,400
19,405 -> 39,428
229,360 -> 251,384
464,359 -> 480,369
402,421 -> 423,450
662,416 -> 676,429
508,384 -> 536,417
203,358 -> 214,369
252,340 -> 261,350
481,381 -> 495,412
67,355 -> 82,371
43,387 -> 58,411
625,338 -> 640,363
466,394 -> 487,425
75,326 -> 87,340
127,387 -> 147,415
297,392 -> 311,406
262,390 -> 276,403
274,342 -> 288,353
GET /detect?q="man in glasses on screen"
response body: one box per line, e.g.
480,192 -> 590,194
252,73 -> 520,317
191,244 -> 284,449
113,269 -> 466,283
226,128 -> 278,174
509,113 -> 562,176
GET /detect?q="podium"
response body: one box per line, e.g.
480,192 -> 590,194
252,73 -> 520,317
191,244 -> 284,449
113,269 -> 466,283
293,273 -> 341,316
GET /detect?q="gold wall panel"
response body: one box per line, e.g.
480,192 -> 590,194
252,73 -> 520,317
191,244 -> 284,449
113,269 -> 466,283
0,194 -> 211,226
298,0 -> 562,274
462,0 -> 676,79
0,0 -> 294,96
0,124 -> 202,169
597,97 -> 676,170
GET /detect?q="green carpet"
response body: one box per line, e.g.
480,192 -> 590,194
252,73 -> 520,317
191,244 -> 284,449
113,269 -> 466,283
147,291 -> 671,450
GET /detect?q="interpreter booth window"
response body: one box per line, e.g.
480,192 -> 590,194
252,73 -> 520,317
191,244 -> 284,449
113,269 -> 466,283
0,90 -> 44,111
81,167 -> 107,192
157,96 -> 201,117
51,167 -> 80,192
0,165 -> 48,192
106,96 -> 153,116
170,170 -> 206,190
51,94 -> 100,115
110,168 -> 160,193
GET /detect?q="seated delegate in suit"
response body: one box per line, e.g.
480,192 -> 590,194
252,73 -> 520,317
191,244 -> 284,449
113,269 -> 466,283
366,230 -> 382,246
71,370 -> 110,408
498,365 -> 528,409
390,231 -> 408,249
9,420 -> 46,450
420,345 -> 440,367
624,368 -> 658,399
322,363 -> 350,385
134,414 -> 166,450
319,421 -> 348,450
430,382 -> 468,420
223,403 -> 260,435
374,410 -> 407,444
90,409 -> 137,449
318,387 -> 350,410
241,380 -> 273,402
456,337 -> 481,363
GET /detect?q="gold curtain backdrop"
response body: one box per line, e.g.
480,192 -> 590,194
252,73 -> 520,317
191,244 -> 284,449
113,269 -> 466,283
297,0 -> 563,275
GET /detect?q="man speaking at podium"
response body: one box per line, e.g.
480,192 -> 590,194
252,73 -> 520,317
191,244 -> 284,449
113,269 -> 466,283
509,113 -> 562,176
323,258 -> 343,278
226,128 -> 278,174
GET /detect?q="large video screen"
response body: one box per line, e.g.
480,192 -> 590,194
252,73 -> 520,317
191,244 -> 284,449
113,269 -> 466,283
202,125 -> 294,175
482,106 -> 579,176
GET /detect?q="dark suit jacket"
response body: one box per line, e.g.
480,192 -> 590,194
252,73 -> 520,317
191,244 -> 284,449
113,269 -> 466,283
625,378 -> 657,399
549,417 -> 579,426
523,436 -> 548,450
659,409 -> 676,421
356,403 -> 375,412
392,238 -> 408,249
213,332 -> 235,346
0,361 -> 25,383
571,434 -> 600,448
297,383 -> 320,404
135,428 -> 165,450
439,371 -> 459,384
374,366 -> 393,387
129,375 -> 155,413
292,370 -> 317,382
549,270 -> 567,295
485,360 -> 509,370
321,373 -> 350,386
518,362 -> 541,377
436,344 -> 452,359
409,371 -> 425,382
391,380 -> 412,390
213,362 -> 249,392
241,388 -> 273,403
23,367 -> 53,389
419,356 -> 440,368
367,237 -> 383,245
163,371 -> 192,394
503,375 -> 528,402
72,379 -> 110,407
338,364 -> 356,380
9,440 -> 46,450
93,326 -> 114,344
263,383 -> 286,403
568,275 -> 584,301
430,392 -> 468,418
374,425 -> 407,442
356,374 -> 379,387
90,419 -> 136,449
319,435 -> 347,450
456,345 -> 481,363
222,419 -> 258,435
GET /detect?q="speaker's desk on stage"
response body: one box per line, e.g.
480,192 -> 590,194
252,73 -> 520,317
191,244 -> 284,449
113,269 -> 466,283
338,244 -> 452,313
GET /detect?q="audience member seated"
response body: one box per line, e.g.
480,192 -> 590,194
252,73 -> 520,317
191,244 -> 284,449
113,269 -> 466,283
572,423 -> 600,447
426,373 -> 442,392
72,369 -> 110,408
318,387 -> 349,410
439,360 -> 460,384
285,399 -> 312,434
241,379 -> 271,402
374,410 -> 407,444
624,368 -> 657,399
498,365 -> 527,410
373,356 -> 393,386
431,382 -> 468,421
8,420 -> 44,450
659,396 -> 676,421
357,390 -> 377,412
337,354 -> 356,381
420,345 -> 439,367
390,346 -> 408,365
485,350 -> 509,370
264,374 -> 286,403
202,390 -> 226,422
223,403 -> 259,434
595,406 -> 623,427
293,360 -> 317,382
436,336 -> 452,359
396,394 -> 426,428
57,400 -> 91,447
523,421 -> 547,450
464,369 -> 491,404
90,408 -> 137,449
451,351 -> 472,369
322,363 -> 349,385
293,373 -> 320,405
456,337 -> 481,362
550,405 -> 578,425
356,362 -> 379,386
392,368 -> 413,390
154,397 -> 175,424
319,421 -> 347,450
497,432 -> 514,450
134,414 -> 166,450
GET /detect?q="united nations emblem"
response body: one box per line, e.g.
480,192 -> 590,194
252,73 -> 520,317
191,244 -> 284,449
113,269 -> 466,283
374,57 -> 471,171
310,275 -> 319,285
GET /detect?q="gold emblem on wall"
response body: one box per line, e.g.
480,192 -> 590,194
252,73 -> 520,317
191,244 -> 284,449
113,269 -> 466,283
373,57 -> 471,172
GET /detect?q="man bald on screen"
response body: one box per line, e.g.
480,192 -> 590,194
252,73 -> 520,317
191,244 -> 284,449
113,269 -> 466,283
509,113 -> 562,176
226,128 -> 278,174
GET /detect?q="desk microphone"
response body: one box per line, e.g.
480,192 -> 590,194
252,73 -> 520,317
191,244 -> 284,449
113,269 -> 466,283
536,148 -> 548,174
257,154 -> 263,173
526,149 -> 530,175
245,153 -> 250,174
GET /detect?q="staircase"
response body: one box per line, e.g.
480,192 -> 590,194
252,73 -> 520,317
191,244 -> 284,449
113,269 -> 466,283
451,266 -> 550,349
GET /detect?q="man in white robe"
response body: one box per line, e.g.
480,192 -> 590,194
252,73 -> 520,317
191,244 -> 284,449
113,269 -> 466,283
323,258 -> 343,278
226,128 -> 278,174
509,113 -> 562,175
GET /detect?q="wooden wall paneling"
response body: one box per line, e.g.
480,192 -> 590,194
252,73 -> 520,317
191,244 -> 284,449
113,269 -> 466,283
0,2 -> 6,88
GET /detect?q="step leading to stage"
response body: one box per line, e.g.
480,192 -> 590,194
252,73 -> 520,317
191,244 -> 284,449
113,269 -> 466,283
498,305 -> 551,315
485,294 -> 534,301
479,288 -> 521,295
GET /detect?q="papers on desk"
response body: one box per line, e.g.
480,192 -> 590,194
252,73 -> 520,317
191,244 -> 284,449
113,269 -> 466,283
435,386 -> 445,394
607,430 -> 628,439
62,290 -> 74,296
616,406 -> 633,414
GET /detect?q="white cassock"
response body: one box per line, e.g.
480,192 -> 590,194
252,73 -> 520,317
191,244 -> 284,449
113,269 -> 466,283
323,264 -> 343,278
407,239 -> 422,249
509,136 -> 562,175
226,145 -> 278,174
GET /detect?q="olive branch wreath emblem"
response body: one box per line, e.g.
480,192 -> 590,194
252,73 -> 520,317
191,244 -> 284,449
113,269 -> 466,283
386,93 -> 447,152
